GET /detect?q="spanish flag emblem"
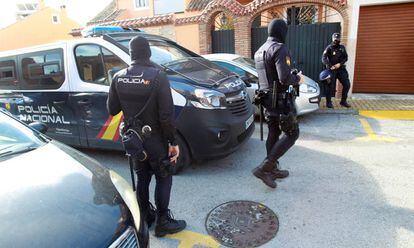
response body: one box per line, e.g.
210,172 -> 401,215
97,112 -> 124,142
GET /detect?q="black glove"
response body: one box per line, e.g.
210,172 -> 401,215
253,90 -> 268,106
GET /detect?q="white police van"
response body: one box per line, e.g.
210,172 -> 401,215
0,27 -> 255,170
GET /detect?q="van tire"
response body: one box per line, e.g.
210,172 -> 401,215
171,135 -> 190,175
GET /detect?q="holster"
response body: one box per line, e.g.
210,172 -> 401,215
253,89 -> 270,106
279,91 -> 298,135
280,112 -> 298,135
120,120 -> 148,162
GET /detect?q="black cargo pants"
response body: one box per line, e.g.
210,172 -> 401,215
264,94 -> 300,164
326,67 -> 351,103
134,134 -> 172,215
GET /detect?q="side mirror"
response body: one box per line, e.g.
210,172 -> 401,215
29,122 -> 48,134
240,76 -> 252,87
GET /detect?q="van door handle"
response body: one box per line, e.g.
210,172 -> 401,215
53,100 -> 66,105
78,99 -> 92,106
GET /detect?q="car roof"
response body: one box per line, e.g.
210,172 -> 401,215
0,32 -> 170,57
203,53 -> 241,61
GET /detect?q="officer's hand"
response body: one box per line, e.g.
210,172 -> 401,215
330,66 -> 336,70
169,145 -> 180,164
334,63 -> 341,69
298,73 -> 305,84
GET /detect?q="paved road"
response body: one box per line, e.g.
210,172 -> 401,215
83,112 -> 414,248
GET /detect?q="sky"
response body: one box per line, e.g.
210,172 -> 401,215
0,0 -> 113,29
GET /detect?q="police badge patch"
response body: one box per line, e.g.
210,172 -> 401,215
286,56 -> 291,66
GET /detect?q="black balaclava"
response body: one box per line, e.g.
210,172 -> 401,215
268,19 -> 288,43
129,36 -> 151,62
332,33 -> 341,46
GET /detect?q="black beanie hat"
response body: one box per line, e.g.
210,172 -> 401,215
268,19 -> 288,43
129,36 -> 151,61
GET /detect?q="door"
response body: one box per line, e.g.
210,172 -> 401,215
212,29 -> 236,54
251,23 -> 341,83
353,2 -> 414,93
73,44 -> 128,150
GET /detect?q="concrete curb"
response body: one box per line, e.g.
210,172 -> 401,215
315,109 -> 358,115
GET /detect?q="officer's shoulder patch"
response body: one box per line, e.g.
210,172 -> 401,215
286,56 -> 291,66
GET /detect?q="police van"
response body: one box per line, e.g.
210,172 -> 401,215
0,27 -> 255,170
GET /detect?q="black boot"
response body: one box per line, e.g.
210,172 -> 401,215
270,161 -> 289,179
146,203 -> 156,228
326,101 -> 334,109
155,210 -> 186,237
340,100 -> 351,108
252,159 -> 277,188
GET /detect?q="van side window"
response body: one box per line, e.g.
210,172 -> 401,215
0,57 -> 18,90
19,49 -> 65,90
75,45 -> 127,85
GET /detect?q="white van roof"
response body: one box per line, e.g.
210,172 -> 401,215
0,37 -> 105,57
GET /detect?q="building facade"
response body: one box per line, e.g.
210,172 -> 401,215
0,2 -> 80,52
73,0 -> 414,94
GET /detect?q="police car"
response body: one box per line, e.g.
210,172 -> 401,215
0,27 -> 255,171
0,110 -> 148,247
203,53 -> 321,116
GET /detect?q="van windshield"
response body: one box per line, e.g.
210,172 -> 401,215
119,39 -> 193,65
118,38 -> 235,85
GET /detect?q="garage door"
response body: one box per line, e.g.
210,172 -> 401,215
353,2 -> 414,93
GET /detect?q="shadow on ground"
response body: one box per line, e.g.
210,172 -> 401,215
85,130 -> 414,247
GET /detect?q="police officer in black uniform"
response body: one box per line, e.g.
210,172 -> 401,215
322,33 -> 351,108
107,36 -> 186,237
252,19 -> 301,188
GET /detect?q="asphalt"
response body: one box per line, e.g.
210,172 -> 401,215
83,111 -> 414,248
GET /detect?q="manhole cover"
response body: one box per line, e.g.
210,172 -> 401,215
205,201 -> 279,247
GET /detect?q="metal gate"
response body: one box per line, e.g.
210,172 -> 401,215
251,22 -> 341,82
212,29 -> 235,54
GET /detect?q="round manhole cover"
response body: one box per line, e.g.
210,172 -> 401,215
205,201 -> 279,247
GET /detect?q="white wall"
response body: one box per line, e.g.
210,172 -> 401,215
346,0 -> 414,95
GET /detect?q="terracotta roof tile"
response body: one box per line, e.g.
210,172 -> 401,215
89,14 -> 174,28
187,0 -> 213,11
88,0 -> 122,24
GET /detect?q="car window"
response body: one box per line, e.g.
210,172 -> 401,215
233,57 -> 256,70
0,57 -> 18,90
75,44 -> 128,85
19,49 -> 65,90
213,61 -> 246,77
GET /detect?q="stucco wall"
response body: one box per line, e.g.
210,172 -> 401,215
175,23 -> 200,53
142,24 -> 176,40
0,7 -> 79,52
118,0 -> 154,19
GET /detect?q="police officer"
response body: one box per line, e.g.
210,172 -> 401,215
252,19 -> 301,188
107,36 -> 186,237
322,33 -> 351,108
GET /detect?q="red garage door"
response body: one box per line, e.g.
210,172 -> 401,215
353,3 -> 414,93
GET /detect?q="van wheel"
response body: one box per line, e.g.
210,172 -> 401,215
171,135 -> 190,175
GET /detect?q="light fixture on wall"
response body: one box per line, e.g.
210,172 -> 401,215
220,13 -> 228,26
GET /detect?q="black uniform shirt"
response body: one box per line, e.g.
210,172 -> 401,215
107,61 -> 176,144
260,37 -> 300,92
322,44 -> 348,68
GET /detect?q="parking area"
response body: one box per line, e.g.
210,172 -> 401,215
84,112 -> 414,248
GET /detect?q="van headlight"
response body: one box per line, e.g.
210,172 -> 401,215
189,89 -> 226,109
299,84 -> 318,93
